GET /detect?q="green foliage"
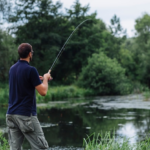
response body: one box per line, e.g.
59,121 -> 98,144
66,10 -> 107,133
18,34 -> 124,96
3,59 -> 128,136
78,52 -> 132,95
143,91 -> 150,101
0,83 -> 9,104
36,85 -> 95,103
7,0 -> 107,83
0,84 -> 95,104
0,132 -> 9,150
12,0 -> 65,76
135,13 -> 150,45
100,15 -> 126,60
2,0 -> 150,93
109,15 -> 126,38
83,132 -> 150,150
0,0 -> 12,23
118,48 -> 136,80
53,0 -> 103,80
0,29 -> 17,81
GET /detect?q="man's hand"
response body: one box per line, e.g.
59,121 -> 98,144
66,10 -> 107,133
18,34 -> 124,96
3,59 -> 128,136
36,72 -> 52,96
43,73 -> 53,81
39,76 -> 44,81
39,70 -> 53,81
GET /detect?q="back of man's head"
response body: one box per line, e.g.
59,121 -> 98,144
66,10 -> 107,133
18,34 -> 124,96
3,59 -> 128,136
18,43 -> 32,58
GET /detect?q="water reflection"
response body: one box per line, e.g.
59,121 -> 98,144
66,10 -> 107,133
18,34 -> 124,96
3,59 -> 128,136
117,122 -> 138,143
1,95 -> 150,149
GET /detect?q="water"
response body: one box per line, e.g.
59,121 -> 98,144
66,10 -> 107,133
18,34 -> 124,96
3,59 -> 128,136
1,94 -> 150,149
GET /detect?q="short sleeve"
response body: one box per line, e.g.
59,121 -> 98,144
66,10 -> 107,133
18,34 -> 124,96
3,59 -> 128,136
30,67 -> 42,87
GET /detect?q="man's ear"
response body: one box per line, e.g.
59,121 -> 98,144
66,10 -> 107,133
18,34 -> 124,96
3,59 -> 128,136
29,52 -> 32,57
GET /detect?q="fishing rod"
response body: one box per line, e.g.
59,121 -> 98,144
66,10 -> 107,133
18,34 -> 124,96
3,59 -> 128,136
48,19 -> 91,74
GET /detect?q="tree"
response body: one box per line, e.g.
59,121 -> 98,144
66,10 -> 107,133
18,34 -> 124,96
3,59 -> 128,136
53,0 -> 106,82
8,0 -> 107,84
118,48 -> 136,80
100,15 -> 127,60
0,0 -> 12,24
8,0 -> 69,76
135,13 -> 150,45
0,29 -> 17,81
134,13 -> 150,87
109,15 -> 126,37
78,52 -> 132,95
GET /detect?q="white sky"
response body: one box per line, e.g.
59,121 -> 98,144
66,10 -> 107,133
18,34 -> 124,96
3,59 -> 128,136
53,0 -> 150,37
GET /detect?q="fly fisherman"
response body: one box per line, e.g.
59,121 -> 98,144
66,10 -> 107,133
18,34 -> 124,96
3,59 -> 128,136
6,43 -> 52,150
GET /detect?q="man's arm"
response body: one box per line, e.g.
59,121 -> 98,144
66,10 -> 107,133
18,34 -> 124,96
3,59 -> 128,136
35,73 -> 51,96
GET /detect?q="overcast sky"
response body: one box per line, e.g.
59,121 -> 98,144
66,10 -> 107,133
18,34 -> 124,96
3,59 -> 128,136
53,0 -> 150,37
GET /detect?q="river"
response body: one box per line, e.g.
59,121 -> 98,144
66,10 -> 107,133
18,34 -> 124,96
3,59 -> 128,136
1,94 -> 150,149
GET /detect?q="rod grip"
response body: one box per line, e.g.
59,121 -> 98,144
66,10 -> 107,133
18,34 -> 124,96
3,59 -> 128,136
48,70 -> 53,81
48,70 -> 51,74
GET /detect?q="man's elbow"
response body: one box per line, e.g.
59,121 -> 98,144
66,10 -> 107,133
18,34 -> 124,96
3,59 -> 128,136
40,91 -> 47,96
36,84 -> 48,96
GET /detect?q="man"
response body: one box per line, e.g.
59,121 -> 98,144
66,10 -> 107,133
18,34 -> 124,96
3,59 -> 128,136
6,43 -> 52,150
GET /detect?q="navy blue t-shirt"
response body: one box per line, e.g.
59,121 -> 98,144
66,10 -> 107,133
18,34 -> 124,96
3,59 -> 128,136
7,60 -> 42,116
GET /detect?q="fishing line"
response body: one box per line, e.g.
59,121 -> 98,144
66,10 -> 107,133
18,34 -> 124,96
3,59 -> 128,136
48,19 -> 91,73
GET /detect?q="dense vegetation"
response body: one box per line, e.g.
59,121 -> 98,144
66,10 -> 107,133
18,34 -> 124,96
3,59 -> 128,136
78,52 -> 132,95
0,0 -> 150,98
84,132 -> 150,150
0,132 -> 9,150
0,84 -> 95,104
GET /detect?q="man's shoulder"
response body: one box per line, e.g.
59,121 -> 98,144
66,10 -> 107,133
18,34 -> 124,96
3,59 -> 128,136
29,66 -> 39,76
10,61 -> 18,70
30,66 -> 37,72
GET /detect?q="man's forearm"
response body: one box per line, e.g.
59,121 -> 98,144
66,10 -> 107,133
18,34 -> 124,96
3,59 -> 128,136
42,77 -> 48,94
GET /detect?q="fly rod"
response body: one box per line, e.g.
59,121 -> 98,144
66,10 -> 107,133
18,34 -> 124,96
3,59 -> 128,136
48,19 -> 91,74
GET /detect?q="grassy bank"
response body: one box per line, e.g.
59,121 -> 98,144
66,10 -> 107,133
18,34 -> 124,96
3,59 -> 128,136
0,84 -> 95,104
1,131 -> 150,150
84,132 -> 150,150
143,90 -> 150,101
36,85 -> 95,103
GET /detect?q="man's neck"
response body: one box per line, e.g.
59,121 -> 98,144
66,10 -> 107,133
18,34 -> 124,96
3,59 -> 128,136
20,58 -> 30,63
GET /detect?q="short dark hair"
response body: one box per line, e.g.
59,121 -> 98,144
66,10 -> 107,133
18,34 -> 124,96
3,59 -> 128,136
18,43 -> 32,58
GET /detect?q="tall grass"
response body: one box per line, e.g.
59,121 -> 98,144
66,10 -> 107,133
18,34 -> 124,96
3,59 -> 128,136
83,132 -> 150,150
0,132 -> 9,150
0,83 -> 95,104
36,85 -> 95,103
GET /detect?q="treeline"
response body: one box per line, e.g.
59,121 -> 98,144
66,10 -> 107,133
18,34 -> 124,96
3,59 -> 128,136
0,0 -> 150,95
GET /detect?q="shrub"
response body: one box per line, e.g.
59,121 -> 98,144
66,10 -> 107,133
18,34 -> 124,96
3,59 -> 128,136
78,52 -> 133,95
0,132 -> 9,150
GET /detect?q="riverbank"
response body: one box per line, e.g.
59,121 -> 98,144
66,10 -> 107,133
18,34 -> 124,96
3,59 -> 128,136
0,84 -> 95,105
1,131 -> 150,150
1,94 -> 150,149
0,82 -> 149,105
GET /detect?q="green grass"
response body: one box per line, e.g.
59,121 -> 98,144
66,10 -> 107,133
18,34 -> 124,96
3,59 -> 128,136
0,83 -> 95,104
143,91 -> 150,101
36,85 -> 95,103
83,132 -> 150,150
0,132 -> 9,150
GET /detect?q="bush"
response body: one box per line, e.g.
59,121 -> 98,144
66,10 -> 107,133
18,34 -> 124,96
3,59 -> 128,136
78,52 -> 133,95
0,83 -> 9,104
0,29 -> 17,82
0,132 -> 9,150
